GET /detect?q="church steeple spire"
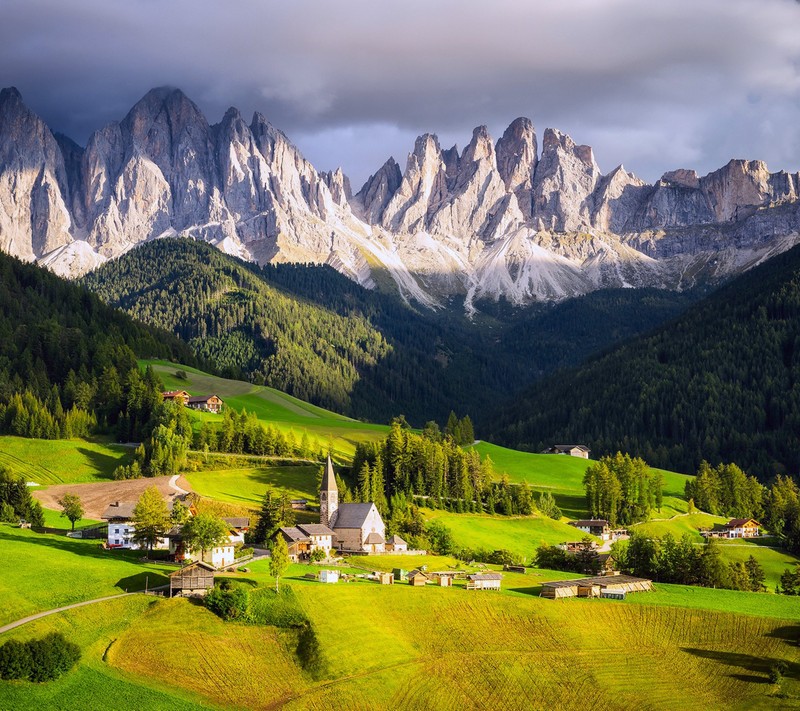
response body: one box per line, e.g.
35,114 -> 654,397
320,454 -> 339,526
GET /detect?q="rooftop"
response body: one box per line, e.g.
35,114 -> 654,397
333,502 -> 375,529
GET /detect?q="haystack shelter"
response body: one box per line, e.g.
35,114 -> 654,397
169,561 -> 215,597
540,574 -> 652,600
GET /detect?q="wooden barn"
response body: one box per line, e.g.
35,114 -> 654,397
466,573 -> 502,591
377,572 -> 394,585
540,574 -> 652,600
169,561 -> 215,597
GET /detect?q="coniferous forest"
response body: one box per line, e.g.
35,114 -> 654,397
82,238 -> 695,426
490,244 -> 800,480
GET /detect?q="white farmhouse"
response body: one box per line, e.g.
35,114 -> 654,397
102,501 -> 170,550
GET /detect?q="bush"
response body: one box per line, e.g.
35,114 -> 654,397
234,546 -> 254,560
769,661 -> 788,684
204,581 -> 249,621
310,547 -> 326,562
0,633 -> 80,682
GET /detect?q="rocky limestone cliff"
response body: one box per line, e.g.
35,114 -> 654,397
1,85 -> 800,312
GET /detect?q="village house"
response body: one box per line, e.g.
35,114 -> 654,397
168,522 -> 242,569
186,394 -> 224,414
542,444 -> 591,459
569,519 -> 611,540
102,500 -> 172,550
467,573 -> 503,591
162,390 -> 191,404
278,523 -> 335,560
169,561 -> 215,598
290,499 -> 308,510
320,455 -> 387,553
386,534 -> 408,552
724,518 -> 760,538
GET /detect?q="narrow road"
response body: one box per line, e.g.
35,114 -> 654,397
169,474 -> 190,496
0,587 -> 168,635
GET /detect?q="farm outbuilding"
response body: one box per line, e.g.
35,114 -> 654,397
393,568 -> 409,581
377,572 -> 394,585
466,573 -> 502,591
408,570 -> 428,586
540,574 -> 653,600
169,561 -> 215,597
319,570 -> 340,584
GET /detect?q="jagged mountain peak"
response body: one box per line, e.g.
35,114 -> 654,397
2,85 -> 800,312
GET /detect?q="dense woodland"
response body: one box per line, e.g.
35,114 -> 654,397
82,238 -> 694,426
491,244 -> 800,480
0,250 -> 198,448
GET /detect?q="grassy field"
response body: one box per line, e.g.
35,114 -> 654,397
0,524 -> 173,626
3,530 -> 800,709
145,359 -> 389,458
0,436 -> 132,486
471,441 -> 692,519
185,464 -> 320,510
40,507 -> 101,531
424,509 -> 593,561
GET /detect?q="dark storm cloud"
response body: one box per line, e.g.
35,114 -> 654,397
2,0 -> 799,187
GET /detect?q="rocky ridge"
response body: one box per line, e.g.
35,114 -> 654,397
1,85 -> 799,310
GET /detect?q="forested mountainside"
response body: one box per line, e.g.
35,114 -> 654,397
83,239 -> 697,425
0,248 -> 196,397
0,248 -> 198,440
489,244 -> 800,480
3,85 -> 800,308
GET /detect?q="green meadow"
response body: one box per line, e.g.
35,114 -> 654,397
424,509 -> 592,561
2,555 -> 800,710
471,441 -> 692,519
145,359 -> 389,458
0,524 -> 173,626
0,436 -> 132,486
185,464 -> 320,510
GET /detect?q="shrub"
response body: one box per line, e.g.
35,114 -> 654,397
204,582 -> 249,621
769,661 -> 788,684
0,633 -> 79,682
310,547 -> 326,562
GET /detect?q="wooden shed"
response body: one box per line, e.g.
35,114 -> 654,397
540,574 -> 652,600
408,569 -> 428,586
466,573 -> 502,591
169,561 -> 215,597
377,572 -> 394,585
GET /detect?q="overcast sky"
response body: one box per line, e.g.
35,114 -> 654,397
2,0 -> 799,188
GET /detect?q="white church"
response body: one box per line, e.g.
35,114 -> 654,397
321,455 -> 387,553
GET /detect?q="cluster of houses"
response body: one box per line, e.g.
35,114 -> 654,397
101,497 -> 248,569
310,566 -> 503,590
540,573 -> 653,600
162,390 -> 224,414
542,444 -> 591,459
702,518 -> 761,539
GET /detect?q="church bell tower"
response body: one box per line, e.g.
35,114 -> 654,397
320,454 -> 339,527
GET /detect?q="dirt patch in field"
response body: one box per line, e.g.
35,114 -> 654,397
33,476 -> 193,518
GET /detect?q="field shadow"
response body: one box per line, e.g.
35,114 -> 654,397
77,446 -> 129,479
508,585 -> 544,597
766,626 -> 800,647
552,493 -> 589,520
115,571 -> 169,592
682,647 -> 799,682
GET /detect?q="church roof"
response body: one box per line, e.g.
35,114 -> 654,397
332,502 -> 375,529
321,454 -> 337,493
299,524 -> 336,537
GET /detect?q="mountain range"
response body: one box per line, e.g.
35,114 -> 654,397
2,85 -> 800,310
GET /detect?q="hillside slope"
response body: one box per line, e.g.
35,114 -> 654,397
490,244 -> 800,479
84,238 -> 696,425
